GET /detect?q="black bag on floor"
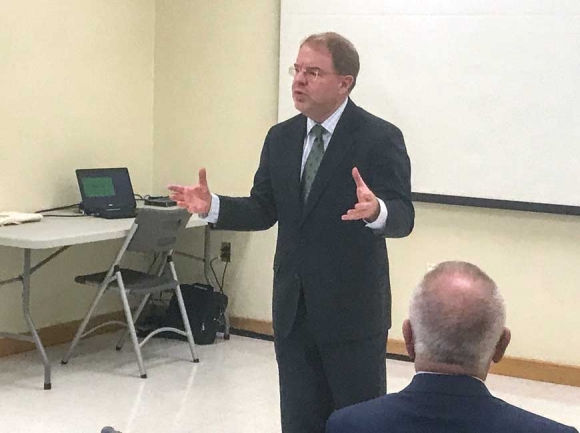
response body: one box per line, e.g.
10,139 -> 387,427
162,283 -> 228,345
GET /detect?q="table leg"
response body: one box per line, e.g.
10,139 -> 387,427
203,226 -> 230,339
203,225 -> 211,285
174,226 -> 230,339
22,249 -> 52,390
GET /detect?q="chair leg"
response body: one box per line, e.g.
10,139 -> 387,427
117,276 -> 147,378
169,262 -> 199,363
116,293 -> 151,351
62,280 -> 110,364
174,285 -> 199,363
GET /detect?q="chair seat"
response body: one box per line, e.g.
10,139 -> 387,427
75,268 -> 179,293
63,208 -> 199,378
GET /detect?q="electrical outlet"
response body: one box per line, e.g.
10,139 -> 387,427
220,242 -> 231,262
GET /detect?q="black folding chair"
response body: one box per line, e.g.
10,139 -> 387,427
61,208 -> 199,378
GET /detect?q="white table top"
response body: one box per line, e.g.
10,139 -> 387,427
0,213 -> 206,250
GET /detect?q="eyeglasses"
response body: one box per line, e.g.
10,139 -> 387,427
288,65 -> 336,81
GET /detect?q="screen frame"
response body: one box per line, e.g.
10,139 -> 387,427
76,167 -> 136,214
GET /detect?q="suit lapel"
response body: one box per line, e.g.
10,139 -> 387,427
279,116 -> 307,213
300,99 -> 360,224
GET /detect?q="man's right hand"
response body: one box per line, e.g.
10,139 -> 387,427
168,168 -> 212,215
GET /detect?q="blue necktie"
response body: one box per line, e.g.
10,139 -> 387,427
301,124 -> 325,203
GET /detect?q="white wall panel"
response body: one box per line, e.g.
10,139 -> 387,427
280,1 -> 580,208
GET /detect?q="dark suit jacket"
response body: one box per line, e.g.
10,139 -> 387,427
326,374 -> 579,433
214,99 -> 414,342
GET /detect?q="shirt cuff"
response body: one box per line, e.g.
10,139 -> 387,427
365,198 -> 388,230
199,193 -> 220,224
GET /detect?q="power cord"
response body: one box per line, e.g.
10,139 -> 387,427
35,203 -> 88,218
35,203 -> 80,213
209,257 -> 228,293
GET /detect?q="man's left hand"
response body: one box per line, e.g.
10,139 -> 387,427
341,167 -> 380,223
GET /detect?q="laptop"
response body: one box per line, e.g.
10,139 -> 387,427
76,167 -> 137,219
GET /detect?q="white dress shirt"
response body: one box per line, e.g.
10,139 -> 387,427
202,98 -> 388,230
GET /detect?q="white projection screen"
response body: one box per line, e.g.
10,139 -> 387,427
279,1 -> 580,214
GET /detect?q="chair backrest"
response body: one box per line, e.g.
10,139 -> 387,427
127,208 -> 190,253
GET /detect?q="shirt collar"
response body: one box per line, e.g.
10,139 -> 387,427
416,371 -> 486,384
306,97 -> 349,136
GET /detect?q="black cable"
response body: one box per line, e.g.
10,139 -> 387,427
41,214 -> 88,218
35,203 -> 80,214
220,261 -> 228,294
210,257 -> 222,292
209,256 -> 228,293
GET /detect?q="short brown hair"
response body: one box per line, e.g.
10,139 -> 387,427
301,32 -> 360,91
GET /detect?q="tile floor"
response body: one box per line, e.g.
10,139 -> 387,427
0,332 -> 578,432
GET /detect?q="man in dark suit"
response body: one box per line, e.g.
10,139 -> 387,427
168,32 -> 414,433
326,261 -> 578,433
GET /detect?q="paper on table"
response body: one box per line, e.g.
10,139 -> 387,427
0,212 -> 43,226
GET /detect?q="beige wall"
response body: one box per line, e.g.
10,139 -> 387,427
390,203 -> 580,365
0,0 -> 155,331
2,0 -> 579,367
152,0 -> 281,317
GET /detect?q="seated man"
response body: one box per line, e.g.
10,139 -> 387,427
326,261 -> 578,433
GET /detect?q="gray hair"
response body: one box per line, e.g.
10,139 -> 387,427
301,32 -> 360,91
409,261 -> 506,371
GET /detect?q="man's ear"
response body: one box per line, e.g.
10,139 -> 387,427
339,75 -> 354,94
492,328 -> 511,364
403,319 -> 415,361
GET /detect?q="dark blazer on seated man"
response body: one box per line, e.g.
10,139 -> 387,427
326,373 -> 577,432
326,261 -> 578,433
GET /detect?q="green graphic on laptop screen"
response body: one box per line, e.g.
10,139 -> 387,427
82,177 -> 115,198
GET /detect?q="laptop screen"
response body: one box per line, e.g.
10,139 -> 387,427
76,167 -> 136,215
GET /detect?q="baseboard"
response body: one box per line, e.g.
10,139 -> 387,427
0,311 -> 125,358
230,316 -> 274,336
5,313 -> 579,388
230,316 -> 580,388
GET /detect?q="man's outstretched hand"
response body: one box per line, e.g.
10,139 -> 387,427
341,167 -> 380,223
168,168 -> 212,215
